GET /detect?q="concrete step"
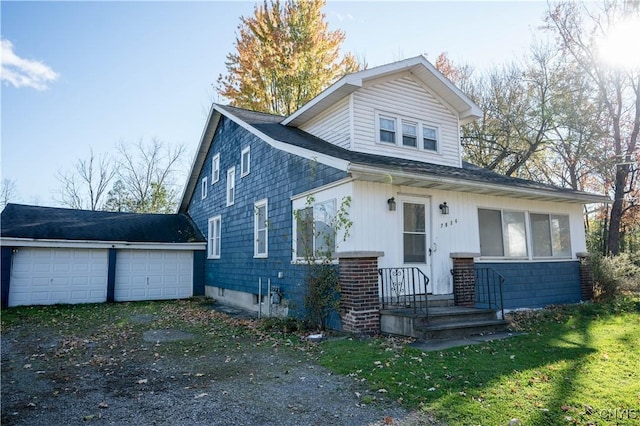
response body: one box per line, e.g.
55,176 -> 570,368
415,319 -> 510,340
422,308 -> 499,326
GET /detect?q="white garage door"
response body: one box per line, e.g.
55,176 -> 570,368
9,247 -> 108,307
115,250 -> 193,302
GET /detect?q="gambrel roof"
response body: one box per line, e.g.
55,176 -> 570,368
179,103 -> 608,211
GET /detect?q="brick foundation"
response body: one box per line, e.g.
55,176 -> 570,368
450,253 -> 479,307
577,252 -> 594,301
338,251 -> 384,336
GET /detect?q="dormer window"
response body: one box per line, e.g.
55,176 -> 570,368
423,126 -> 438,151
402,121 -> 418,148
379,116 -> 396,143
376,111 -> 439,153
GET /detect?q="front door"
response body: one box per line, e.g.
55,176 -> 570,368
401,199 -> 432,293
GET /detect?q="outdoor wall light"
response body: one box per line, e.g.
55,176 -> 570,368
439,202 -> 449,215
387,197 -> 396,211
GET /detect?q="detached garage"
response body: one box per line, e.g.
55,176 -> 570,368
1,204 -> 206,308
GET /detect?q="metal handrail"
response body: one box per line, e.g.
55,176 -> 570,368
475,267 -> 505,319
378,267 -> 430,317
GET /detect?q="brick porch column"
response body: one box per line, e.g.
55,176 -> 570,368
338,251 -> 384,336
450,253 -> 479,307
577,252 -> 594,301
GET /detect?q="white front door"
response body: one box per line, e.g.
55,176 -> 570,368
401,199 -> 432,293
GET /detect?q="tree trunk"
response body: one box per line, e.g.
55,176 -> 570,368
607,165 -> 629,255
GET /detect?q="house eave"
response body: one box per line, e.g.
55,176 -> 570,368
348,163 -> 609,204
179,105 -> 221,213
283,55 -> 482,127
1,237 -> 206,250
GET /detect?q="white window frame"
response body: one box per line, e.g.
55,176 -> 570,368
207,215 -> 221,259
241,146 -> 250,177
211,153 -> 220,184
226,167 -> 235,206
422,125 -> 438,151
293,199 -> 337,261
201,176 -> 208,199
375,111 -> 440,153
478,208 -> 572,260
401,120 -> 418,148
378,114 -> 397,144
254,198 -> 268,258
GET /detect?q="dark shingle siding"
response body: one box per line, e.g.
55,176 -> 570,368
186,116 -> 347,310
1,204 -> 205,243
219,104 -> 591,198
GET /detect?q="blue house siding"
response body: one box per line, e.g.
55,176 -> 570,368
186,117 -> 348,315
478,261 -> 582,309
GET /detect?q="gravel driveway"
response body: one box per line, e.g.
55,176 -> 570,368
1,301 -> 438,426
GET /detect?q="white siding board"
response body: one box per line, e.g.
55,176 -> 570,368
349,182 -> 588,296
352,74 -> 461,167
299,96 -> 350,148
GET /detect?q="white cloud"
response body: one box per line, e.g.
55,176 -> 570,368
1,39 -> 59,90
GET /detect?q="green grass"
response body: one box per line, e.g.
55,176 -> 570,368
316,298 -> 640,425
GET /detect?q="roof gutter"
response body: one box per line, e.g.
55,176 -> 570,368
1,237 -> 206,250
348,163 -> 610,204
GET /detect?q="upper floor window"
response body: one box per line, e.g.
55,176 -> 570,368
254,199 -> 268,258
379,116 -> 396,144
241,146 -> 250,177
376,112 -> 439,152
207,215 -> 221,259
201,176 -> 208,199
423,126 -> 438,151
402,121 -> 418,148
212,154 -> 220,184
478,208 -> 571,259
226,167 -> 235,206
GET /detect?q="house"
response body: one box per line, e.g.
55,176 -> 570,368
0,204 -> 206,308
179,55 -> 607,332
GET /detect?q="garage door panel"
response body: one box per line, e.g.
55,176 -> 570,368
8,248 -> 108,307
115,250 -> 193,302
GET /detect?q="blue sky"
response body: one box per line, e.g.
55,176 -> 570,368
1,1 -> 551,207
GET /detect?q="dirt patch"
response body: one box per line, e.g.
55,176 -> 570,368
1,301 -> 437,425
142,328 -> 195,342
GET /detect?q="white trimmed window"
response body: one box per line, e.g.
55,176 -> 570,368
241,146 -> 250,177
478,209 -> 571,259
295,199 -> 336,259
211,154 -> 220,184
254,199 -> 268,258
208,215 -> 221,259
379,115 -> 396,144
531,213 -> 572,257
423,126 -> 438,151
376,112 -> 439,152
201,177 -> 208,199
226,167 -> 235,206
402,121 -> 418,148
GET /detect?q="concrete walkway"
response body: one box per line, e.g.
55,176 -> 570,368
409,331 -> 524,352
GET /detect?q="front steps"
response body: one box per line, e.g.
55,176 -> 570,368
380,305 -> 510,341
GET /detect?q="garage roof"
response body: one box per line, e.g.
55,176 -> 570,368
1,204 -> 205,244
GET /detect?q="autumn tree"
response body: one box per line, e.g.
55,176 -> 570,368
217,0 -> 360,116
545,0 -> 640,255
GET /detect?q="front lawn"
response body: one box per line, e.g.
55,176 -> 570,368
317,298 -> 640,425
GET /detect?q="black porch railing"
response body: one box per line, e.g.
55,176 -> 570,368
475,267 -> 505,319
379,267 -> 430,316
